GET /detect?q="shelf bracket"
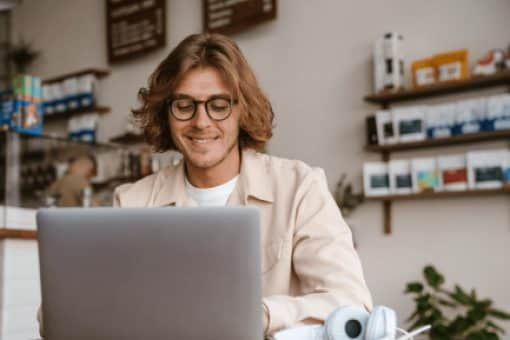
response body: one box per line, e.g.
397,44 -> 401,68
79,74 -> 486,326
383,201 -> 392,234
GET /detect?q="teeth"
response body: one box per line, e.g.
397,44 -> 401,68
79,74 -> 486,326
191,138 -> 214,144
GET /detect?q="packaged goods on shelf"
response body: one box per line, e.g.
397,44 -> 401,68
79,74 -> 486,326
1,75 -> 44,135
434,49 -> 469,83
425,103 -> 455,139
78,73 -> 97,107
486,94 -> 510,131
454,98 -> 486,135
373,32 -> 404,93
389,159 -> 412,194
437,154 -> 468,191
411,157 -> 441,193
363,162 -> 390,196
51,82 -> 67,113
63,77 -> 80,110
41,84 -> 54,115
505,151 -> 510,186
68,114 -> 99,142
467,149 -> 506,189
411,58 -> 436,88
392,106 -> 426,142
375,110 -> 396,145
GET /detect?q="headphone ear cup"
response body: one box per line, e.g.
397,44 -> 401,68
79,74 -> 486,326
324,306 -> 369,340
365,306 -> 397,340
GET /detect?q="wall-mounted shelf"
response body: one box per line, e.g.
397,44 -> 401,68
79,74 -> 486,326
109,132 -> 145,144
42,68 -> 110,84
0,228 -> 37,240
366,187 -> 510,202
364,70 -> 510,105
44,105 -> 110,121
365,129 -> 510,153
363,70 -> 510,235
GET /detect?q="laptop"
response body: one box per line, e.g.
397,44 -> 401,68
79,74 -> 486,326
37,207 -> 262,340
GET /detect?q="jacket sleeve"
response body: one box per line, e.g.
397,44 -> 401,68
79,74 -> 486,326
112,183 -> 134,207
262,168 -> 373,334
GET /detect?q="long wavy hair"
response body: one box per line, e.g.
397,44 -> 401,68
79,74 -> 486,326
132,33 -> 274,152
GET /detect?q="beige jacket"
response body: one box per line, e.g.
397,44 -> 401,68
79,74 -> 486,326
114,149 -> 373,334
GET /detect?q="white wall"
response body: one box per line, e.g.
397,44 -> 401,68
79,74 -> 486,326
10,0 -> 510,337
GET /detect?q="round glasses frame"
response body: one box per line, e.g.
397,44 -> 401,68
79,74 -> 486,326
167,97 -> 239,122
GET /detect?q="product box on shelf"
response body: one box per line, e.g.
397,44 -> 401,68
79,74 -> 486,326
389,159 -> 412,194
63,77 -> 80,110
42,84 -> 54,115
375,110 -> 396,145
68,114 -> 99,143
411,157 -> 441,193
411,58 -> 436,88
1,75 -> 44,135
505,151 -> 510,187
52,82 -> 67,113
437,154 -> 468,191
10,99 -> 43,135
0,89 -> 13,127
434,49 -> 469,83
392,106 -> 426,143
486,94 -> 510,131
467,149 -> 506,189
454,98 -> 486,135
363,162 -> 390,196
78,73 -> 97,107
425,103 -> 455,139
373,32 -> 404,93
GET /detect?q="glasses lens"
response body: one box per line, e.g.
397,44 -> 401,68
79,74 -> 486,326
171,98 -> 195,119
207,98 -> 231,120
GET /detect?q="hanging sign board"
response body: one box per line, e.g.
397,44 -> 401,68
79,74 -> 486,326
106,0 -> 166,64
203,0 -> 277,35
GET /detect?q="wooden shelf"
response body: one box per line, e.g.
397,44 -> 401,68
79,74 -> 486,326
366,187 -> 510,202
44,105 -> 110,121
365,129 -> 510,153
0,228 -> 37,240
109,132 -> 145,144
43,68 -> 110,84
364,70 -> 510,105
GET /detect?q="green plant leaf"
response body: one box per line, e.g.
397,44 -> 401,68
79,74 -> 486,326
448,285 -> 473,305
456,285 -> 475,305
448,316 -> 471,334
405,282 -> 424,294
486,320 -> 505,334
488,308 -> 510,320
468,307 -> 487,322
424,265 -> 445,289
438,298 -> 457,308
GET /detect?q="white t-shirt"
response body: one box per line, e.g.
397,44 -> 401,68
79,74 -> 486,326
184,175 -> 239,206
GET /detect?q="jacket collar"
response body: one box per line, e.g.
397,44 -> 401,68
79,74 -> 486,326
153,148 -> 274,207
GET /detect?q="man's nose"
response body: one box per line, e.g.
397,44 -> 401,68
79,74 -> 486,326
191,102 -> 212,128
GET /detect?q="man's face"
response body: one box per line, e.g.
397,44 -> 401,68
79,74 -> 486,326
169,66 -> 241,170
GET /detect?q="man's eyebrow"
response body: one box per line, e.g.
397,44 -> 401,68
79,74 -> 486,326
172,93 -> 232,100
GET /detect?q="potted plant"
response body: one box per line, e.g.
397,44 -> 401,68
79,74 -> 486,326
405,265 -> 510,339
8,39 -> 39,74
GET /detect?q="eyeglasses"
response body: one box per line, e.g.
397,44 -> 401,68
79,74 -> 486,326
167,96 -> 238,121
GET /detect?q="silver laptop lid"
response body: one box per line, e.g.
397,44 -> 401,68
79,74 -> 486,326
37,207 -> 262,340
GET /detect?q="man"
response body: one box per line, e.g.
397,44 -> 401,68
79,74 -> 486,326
38,33 -> 372,337
115,33 -> 373,336
46,154 -> 96,207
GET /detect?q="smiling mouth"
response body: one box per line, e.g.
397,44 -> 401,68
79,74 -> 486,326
187,136 -> 219,144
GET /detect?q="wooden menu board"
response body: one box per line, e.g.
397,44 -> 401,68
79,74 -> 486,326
106,0 -> 166,64
203,0 -> 277,35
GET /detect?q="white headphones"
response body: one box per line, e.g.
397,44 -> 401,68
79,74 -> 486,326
271,305 -> 430,340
